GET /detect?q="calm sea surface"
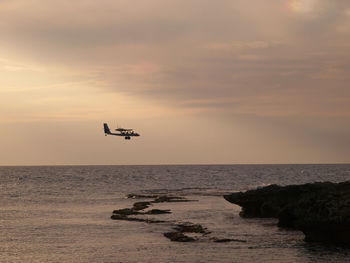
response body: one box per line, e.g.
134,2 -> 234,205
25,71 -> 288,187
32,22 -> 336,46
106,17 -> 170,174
1,164 -> 350,262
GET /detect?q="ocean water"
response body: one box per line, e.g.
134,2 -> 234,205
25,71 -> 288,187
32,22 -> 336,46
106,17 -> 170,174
1,164 -> 350,263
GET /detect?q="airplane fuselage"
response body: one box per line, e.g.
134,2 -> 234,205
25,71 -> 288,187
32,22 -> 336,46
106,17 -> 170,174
103,123 -> 140,140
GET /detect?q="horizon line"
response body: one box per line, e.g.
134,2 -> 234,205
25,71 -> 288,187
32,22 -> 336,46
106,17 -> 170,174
0,162 -> 349,167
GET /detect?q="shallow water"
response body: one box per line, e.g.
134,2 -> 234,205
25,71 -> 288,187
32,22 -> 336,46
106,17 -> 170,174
1,164 -> 349,262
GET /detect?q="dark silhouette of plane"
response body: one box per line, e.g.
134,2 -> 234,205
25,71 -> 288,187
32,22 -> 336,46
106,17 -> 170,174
103,123 -> 140,140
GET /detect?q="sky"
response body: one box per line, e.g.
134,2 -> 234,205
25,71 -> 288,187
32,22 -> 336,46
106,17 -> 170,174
0,0 -> 350,165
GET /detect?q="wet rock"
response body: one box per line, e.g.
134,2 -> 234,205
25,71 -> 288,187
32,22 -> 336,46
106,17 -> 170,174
126,194 -> 158,199
163,222 -> 210,242
133,201 -> 152,211
112,207 -> 171,216
143,218 -> 166,224
174,223 -> 208,234
163,232 -> 196,242
224,181 -> 350,245
112,194 -> 213,242
111,214 -> 165,223
211,238 -> 247,243
111,195 -> 175,224
144,209 -> 171,215
111,214 -> 130,220
153,195 -> 189,203
279,195 -> 350,244
112,208 -> 141,216
110,214 -> 145,222
111,214 -> 144,222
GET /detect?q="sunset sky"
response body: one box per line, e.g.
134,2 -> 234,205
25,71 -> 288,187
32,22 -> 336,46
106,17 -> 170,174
1,0 -> 350,165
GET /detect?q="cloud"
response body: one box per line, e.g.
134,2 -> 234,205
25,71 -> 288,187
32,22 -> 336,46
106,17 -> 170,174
0,0 -> 349,118
1,0 -> 350,164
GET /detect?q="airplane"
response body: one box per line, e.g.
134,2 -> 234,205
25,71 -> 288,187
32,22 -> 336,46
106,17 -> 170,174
103,123 -> 140,140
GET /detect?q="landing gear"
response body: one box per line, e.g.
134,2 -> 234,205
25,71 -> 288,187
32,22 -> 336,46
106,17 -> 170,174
125,136 -> 131,140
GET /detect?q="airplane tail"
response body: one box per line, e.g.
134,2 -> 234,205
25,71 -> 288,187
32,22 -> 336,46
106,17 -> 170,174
103,123 -> 111,134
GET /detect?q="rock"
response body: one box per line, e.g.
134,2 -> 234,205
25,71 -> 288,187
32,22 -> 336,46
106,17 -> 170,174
110,214 -> 148,221
111,214 -> 165,223
126,193 -> 198,203
113,193 -> 250,244
174,223 -> 208,234
163,232 -> 196,242
126,194 -> 158,199
112,208 -> 141,216
224,183 -> 305,218
111,214 -> 128,220
143,218 -> 166,224
112,194 -> 209,242
212,238 -> 247,243
163,222 -> 210,242
111,195 -> 179,224
153,195 -> 188,203
144,209 -> 172,215
224,181 -> 350,245
133,201 -> 152,211
112,207 -> 171,216
279,194 -> 350,244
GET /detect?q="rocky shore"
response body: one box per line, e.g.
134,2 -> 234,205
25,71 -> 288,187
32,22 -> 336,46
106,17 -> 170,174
224,181 -> 350,245
111,194 -> 246,243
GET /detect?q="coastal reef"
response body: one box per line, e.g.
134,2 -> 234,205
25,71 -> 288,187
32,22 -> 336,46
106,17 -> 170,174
224,181 -> 350,245
111,194 -> 246,243
111,195 -> 187,224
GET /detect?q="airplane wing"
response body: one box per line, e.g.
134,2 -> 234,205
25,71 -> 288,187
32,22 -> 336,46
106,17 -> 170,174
104,123 -> 140,139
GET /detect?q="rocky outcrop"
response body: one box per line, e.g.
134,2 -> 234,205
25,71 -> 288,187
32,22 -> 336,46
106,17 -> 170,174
111,195 -> 178,222
163,223 -> 210,242
224,181 -> 350,245
163,231 -> 196,242
211,238 -> 247,243
112,194 -> 247,243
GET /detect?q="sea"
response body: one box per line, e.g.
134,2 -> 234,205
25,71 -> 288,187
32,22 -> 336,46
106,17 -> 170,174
1,164 -> 350,263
